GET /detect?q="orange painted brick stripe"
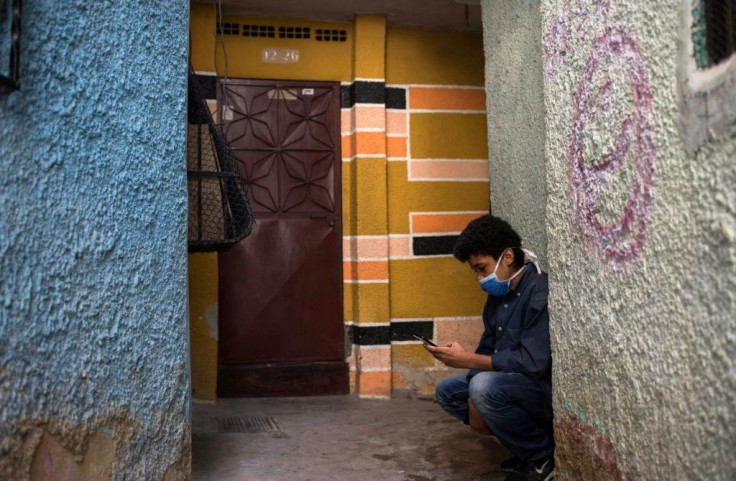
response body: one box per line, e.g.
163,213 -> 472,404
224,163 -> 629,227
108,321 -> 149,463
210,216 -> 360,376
342,132 -> 386,157
343,260 -> 389,281
412,212 -> 484,234
343,237 -> 389,259
340,109 -> 353,132
355,131 -> 386,155
358,370 -> 391,396
341,134 -> 354,158
409,87 -> 486,111
387,136 -> 407,158
410,160 -> 489,180
357,345 -> 391,370
386,110 -> 407,135
389,236 -> 411,257
354,105 -> 386,130
341,106 -> 386,133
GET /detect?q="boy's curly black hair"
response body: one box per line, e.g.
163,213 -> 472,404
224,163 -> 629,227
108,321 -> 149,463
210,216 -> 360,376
453,215 -> 525,268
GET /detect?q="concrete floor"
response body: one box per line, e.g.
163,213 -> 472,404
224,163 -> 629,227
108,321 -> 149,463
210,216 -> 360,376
192,395 -> 513,481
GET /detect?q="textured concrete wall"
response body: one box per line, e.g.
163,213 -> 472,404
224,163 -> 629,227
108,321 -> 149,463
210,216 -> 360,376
0,1 -> 191,480
481,0 -> 548,263
538,0 -> 736,479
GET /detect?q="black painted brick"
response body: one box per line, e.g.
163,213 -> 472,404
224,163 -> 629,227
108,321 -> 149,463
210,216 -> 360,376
413,235 -> 460,256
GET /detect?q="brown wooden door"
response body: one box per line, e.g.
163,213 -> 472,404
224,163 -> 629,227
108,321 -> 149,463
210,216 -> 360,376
217,79 -> 347,397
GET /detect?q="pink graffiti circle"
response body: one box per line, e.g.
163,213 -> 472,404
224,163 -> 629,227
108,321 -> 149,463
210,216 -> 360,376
569,27 -> 655,268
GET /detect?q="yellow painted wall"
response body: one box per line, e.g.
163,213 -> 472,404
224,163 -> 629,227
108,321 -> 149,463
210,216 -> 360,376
190,7 -> 353,82
188,9 -> 490,398
385,26 -> 489,394
386,27 -> 485,86
409,114 -> 488,159
187,252 -> 219,401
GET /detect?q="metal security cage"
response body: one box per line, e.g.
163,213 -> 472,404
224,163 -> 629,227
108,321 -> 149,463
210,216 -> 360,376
187,68 -> 255,252
0,0 -> 21,94
693,0 -> 736,68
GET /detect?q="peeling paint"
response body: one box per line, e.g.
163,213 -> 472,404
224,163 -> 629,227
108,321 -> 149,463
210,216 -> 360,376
205,303 -> 218,341
555,412 -> 622,481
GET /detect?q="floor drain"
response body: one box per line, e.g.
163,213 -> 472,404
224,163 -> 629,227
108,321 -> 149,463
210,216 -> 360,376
218,416 -> 282,433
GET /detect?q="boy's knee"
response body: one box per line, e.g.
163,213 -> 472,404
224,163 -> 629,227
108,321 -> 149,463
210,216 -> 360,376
435,377 -> 458,403
468,372 -> 508,406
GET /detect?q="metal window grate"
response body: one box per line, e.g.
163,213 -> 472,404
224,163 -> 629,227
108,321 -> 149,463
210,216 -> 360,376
218,416 -> 282,433
315,28 -> 347,42
693,0 -> 736,68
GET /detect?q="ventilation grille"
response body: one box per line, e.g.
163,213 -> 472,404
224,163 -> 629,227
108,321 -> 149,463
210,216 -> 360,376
316,28 -> 347,42
216,22 -> 240,35
218,416 -> 282,433
279,26 -> 311,39
241,24 -> 276,38
216,23 -> 339,41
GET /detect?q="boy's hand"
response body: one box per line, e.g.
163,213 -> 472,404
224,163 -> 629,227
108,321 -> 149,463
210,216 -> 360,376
424,341 -> 469,368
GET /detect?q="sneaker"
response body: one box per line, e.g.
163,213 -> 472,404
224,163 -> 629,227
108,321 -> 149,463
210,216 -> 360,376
500,456 -> 524,472
504,457 -> 554,481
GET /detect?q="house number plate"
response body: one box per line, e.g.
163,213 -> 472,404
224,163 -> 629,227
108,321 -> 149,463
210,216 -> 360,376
262,48 -> 299,64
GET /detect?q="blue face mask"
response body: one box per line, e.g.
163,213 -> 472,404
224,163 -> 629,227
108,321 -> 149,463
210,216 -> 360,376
479,251 -> 525,296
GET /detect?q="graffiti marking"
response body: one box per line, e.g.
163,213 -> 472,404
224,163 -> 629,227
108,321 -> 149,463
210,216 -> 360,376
569,27 -> 655,268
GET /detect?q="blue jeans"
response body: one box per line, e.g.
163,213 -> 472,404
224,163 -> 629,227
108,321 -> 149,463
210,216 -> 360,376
436,372 -> 554,462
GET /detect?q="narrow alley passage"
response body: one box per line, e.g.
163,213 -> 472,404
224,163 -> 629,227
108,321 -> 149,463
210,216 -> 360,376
192,396 -> 511,481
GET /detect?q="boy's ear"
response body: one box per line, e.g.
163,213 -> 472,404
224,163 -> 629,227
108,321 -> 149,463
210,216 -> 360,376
503,249 -> 515,265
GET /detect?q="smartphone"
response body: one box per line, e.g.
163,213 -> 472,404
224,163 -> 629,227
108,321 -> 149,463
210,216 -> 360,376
412,334 -> 438,347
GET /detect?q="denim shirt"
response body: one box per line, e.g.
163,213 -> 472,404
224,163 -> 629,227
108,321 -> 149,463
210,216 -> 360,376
467,262 -> 552,383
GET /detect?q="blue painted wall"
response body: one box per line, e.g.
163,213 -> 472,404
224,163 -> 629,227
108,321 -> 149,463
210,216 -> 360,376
0,1 -> 191,479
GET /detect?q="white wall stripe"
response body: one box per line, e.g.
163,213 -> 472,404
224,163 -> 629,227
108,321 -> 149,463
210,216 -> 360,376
434,316 -> 483,322
385,83 -> 485,90
407,84 -> 485,90
411,158 -> 488,163
408,177 -> 488,183
409,109 -> 486,114
341,154 -> 386,162
343,256 -> 389,262
341,128 -> 387,135
389,317 -> 433,323
389,254 -> 454,260
344,280 -> 389,284
346,322 -> 391,327
412,210 -> 487,215
343,235 -> 390,240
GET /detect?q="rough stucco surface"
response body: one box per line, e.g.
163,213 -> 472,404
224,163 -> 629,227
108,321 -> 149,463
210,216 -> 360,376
481,0 -> 548,264
0,2 -> 191,480
537,0 -> 736,479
